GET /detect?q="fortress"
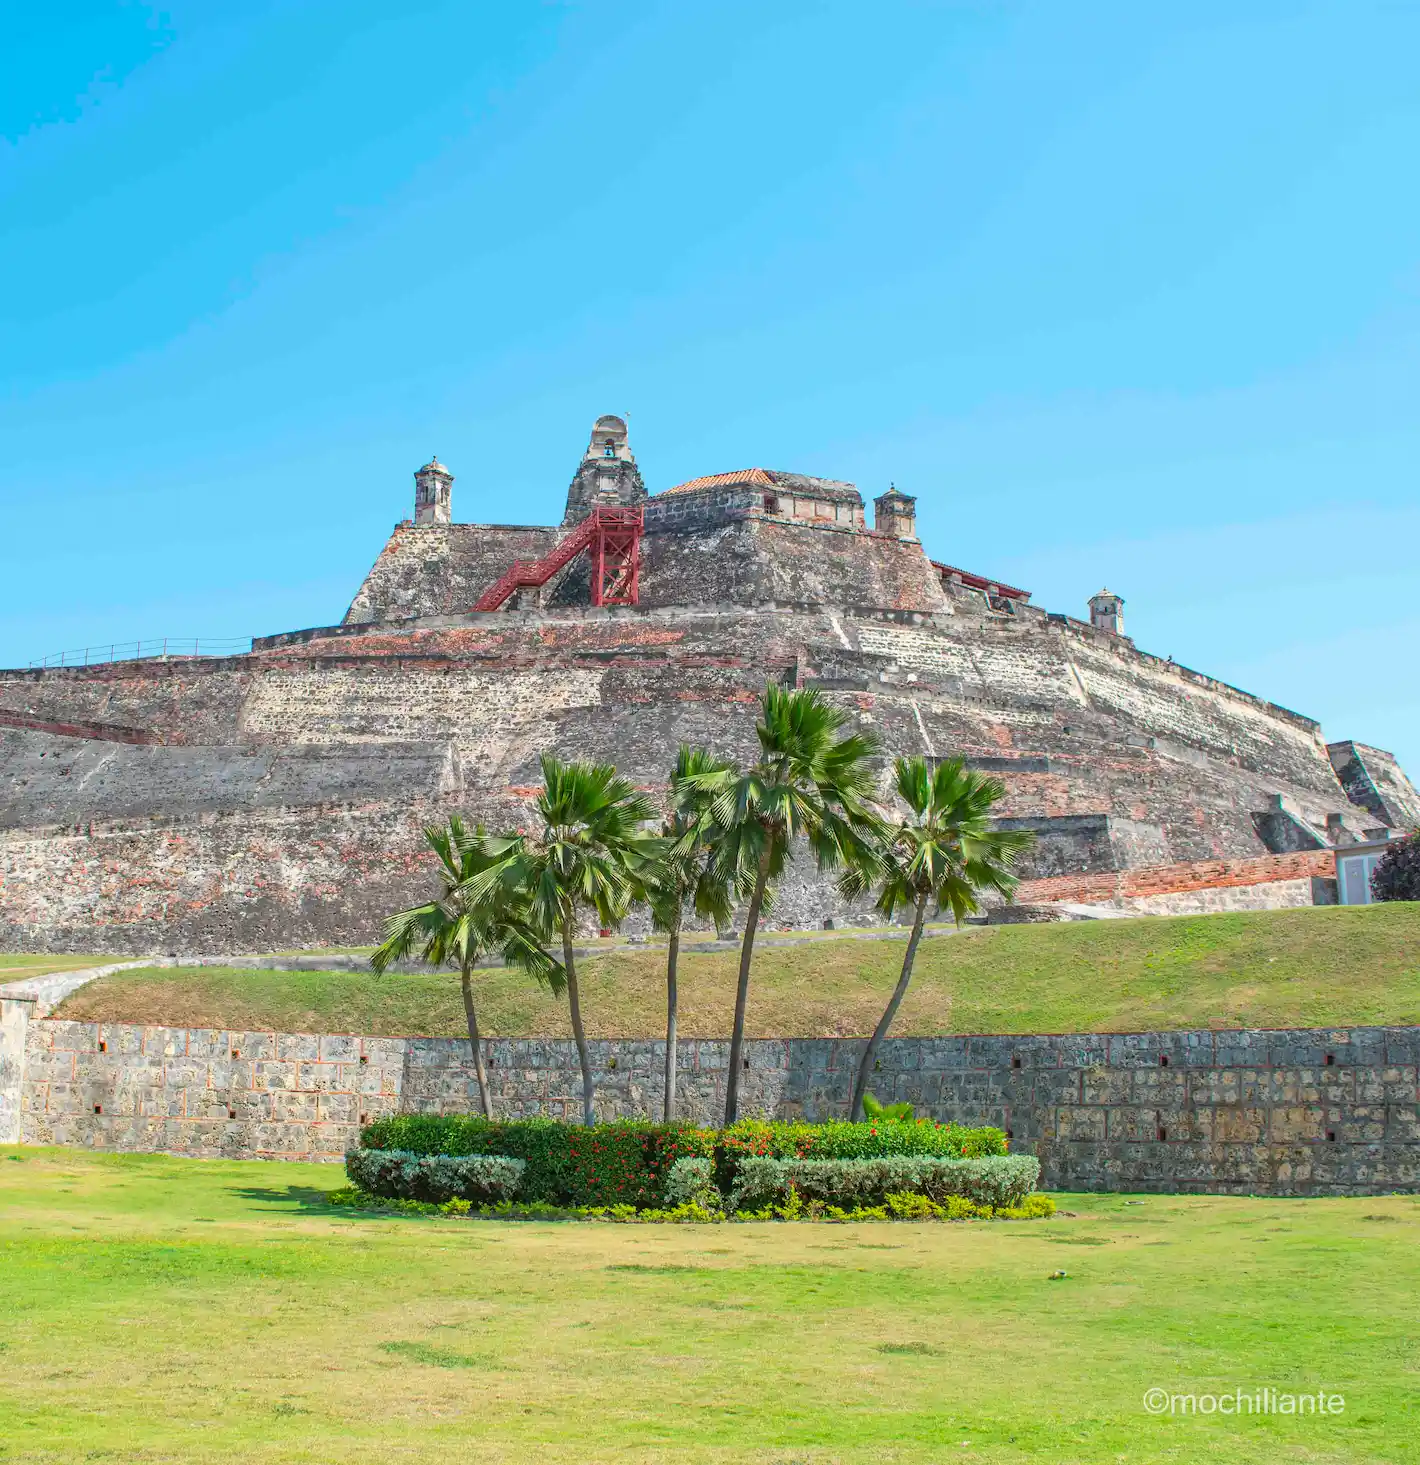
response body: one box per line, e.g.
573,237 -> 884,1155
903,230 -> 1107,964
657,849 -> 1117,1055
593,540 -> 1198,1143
2,414 -> 1416,953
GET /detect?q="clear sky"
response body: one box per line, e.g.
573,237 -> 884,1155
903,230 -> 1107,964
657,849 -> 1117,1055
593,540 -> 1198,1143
3,2 -> 1417,772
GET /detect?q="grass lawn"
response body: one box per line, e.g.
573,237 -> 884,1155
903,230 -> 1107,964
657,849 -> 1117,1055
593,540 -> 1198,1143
1,1148 -> 1415,1463
52,904 -> 1420,1037
0,954 -> 119,980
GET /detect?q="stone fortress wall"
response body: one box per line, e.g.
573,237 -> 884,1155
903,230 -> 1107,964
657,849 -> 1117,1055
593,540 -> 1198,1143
4,994 -> 1416,1195
1,414 -> 1416,953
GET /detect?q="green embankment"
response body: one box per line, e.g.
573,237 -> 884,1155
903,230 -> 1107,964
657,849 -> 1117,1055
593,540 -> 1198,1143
0,954 -> 118,979
51,904 -> 1420,1036
0,1147 -> 1416,1463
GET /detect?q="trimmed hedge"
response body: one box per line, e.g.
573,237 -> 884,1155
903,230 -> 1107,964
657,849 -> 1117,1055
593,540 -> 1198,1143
344,1150 -> 525,1204
359,1115 -> 715,1208
727,1154 -> 1040,1214
712,1117 -> 1005,1196
716,1118 -> 1007,1161
357,1115 -> 1015,1211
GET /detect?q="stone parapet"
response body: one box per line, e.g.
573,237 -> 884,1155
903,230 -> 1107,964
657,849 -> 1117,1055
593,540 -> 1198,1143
12,1018 -> 1419,1194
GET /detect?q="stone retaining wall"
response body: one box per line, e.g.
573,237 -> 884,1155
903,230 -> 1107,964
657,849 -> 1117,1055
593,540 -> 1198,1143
6,1011 -> 1417,1195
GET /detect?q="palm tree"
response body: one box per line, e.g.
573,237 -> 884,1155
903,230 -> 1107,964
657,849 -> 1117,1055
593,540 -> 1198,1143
689,684 -> 884,1125
369,816 -> 562,1120
646,746 -> 744,1121
469,754 -> 660,1126
841,756 -> 1034,1121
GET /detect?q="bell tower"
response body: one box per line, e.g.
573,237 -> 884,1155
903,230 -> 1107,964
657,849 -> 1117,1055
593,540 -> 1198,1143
563,415 -> 646,525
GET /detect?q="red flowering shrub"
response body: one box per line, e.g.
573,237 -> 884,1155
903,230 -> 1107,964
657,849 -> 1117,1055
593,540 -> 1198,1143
360,1115 -> 714,1207
359,1115 -> 1006,1210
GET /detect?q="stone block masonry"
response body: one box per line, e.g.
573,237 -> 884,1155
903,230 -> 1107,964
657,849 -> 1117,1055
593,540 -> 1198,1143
3,408 -> 1416,954
4,595 -> 1405,953
10,1014 -> 1418,1194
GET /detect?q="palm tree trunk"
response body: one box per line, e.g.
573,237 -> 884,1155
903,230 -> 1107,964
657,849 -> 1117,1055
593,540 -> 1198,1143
724,845 -> 772,1125
850,892 -> 929,1121
460,962 -> 494,1120
562,918 -> 595,1126
663,918 -> 681,1123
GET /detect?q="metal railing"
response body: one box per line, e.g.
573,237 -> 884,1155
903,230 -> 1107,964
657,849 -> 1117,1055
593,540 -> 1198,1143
28,637 -> 253,669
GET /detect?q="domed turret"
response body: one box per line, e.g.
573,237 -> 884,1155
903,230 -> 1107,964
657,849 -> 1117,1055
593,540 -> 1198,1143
1089,588 -> 1125,636
413,457 -> 453,525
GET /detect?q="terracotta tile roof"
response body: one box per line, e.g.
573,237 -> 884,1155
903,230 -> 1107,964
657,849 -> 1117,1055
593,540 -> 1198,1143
931,560 -> 1031,602
659,468 -> 776,497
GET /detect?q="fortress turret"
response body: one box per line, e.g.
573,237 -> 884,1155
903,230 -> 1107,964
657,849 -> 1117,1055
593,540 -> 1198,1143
873,485 -> 917,540
563,415 -> 646,525
413,457 -> 453,525
1089,588 -> 1125,636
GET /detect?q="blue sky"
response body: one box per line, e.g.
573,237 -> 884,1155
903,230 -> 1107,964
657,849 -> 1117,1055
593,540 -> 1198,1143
2,2 -> 1417,771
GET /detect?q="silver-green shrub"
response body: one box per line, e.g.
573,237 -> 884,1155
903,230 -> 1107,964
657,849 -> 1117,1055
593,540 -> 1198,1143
728,1153 -> 1040,1214
345,1148 -> 525,1204
663,1156 -> 719,1209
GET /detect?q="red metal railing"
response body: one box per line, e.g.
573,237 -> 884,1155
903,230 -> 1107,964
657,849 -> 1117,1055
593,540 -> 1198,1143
474,507 -> 644,612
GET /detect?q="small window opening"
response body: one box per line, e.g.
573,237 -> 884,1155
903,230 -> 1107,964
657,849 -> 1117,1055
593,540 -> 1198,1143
1324,1053 -> 1335,1066
228,1108 -> 236,1119
360,1113 -> 368,1125
743,1056 -> 750,1070
93,1104 -> 102,1115
1326,1130 -> 1337,1142
1160,1055 -> 1170,1068
1011,1056 -> 1022,1069
1157,1126 -> 1167,1142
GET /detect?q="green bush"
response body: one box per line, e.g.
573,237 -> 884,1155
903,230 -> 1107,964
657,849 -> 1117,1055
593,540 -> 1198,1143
712,1117 -> 1004,1195
1372,831 -> 1420,902
359,1115 -> 715,1208
355,1115 -> 1014,1212
663,1156 -> 721,1211
327,1186 -> 1054,1224
344,1149 -> 524,1204
726,1154 -> 1040,1214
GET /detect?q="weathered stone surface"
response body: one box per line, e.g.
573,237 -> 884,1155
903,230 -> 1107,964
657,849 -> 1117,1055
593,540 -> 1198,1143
10,1015 -> 1418,1193
2,420 -> 1416,952
3,591 -> 1410,950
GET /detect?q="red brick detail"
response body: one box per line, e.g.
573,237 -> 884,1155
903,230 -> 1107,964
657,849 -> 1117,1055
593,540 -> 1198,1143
0,708 -> 162,745
1018,850 -> 1334,906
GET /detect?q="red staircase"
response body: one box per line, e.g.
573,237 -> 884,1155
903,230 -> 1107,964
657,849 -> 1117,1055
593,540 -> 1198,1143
473,506 -> 644,612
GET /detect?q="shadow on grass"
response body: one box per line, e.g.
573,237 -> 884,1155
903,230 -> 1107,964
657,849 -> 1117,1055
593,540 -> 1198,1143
228,1184 -> 350,1216
228,1184 -> 453,1224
